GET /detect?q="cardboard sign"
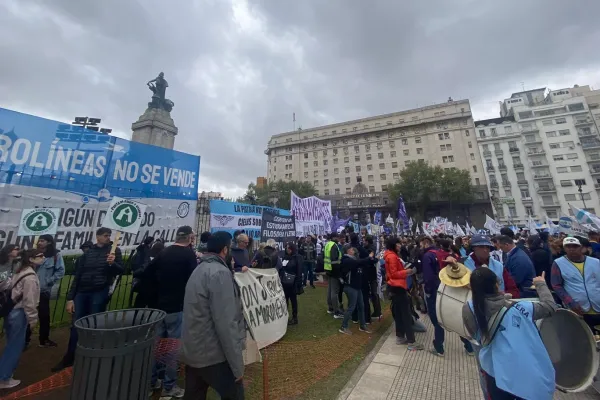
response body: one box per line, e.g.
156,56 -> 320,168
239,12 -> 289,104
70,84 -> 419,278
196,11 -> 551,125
101,197 -> 147,234
18,208 -> 60,236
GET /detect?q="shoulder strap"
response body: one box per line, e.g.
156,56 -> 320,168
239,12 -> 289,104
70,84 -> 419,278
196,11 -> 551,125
11,273 -> 36,290
482,303 -> 516,346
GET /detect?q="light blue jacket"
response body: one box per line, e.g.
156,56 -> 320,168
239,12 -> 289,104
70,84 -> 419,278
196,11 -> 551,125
464,255 -> 505,291
36,253 -> 65,293
555,256 -> 600,313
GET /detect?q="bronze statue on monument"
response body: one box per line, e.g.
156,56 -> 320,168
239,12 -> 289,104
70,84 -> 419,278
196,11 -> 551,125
147,72 -> 175,112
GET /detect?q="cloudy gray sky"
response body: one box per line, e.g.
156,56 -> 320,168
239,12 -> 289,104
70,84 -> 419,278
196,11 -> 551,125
2,0 -> 600,198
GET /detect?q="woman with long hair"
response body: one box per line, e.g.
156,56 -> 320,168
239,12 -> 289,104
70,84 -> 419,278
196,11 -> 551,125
0,249 -> 44,389
462,267 -> 557,399
282,242 -> 303,325
0,245 -> 20,282
384,237 -> 423,351
33,234 -> 65,348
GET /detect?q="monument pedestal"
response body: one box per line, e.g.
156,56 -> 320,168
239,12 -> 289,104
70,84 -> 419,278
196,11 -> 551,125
131,108 -> 178,150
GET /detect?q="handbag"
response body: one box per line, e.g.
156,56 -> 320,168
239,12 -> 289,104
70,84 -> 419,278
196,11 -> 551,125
281,272 -> 296,286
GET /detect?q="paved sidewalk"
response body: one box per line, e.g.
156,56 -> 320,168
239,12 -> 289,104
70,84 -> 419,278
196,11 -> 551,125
339,317 -> 600,400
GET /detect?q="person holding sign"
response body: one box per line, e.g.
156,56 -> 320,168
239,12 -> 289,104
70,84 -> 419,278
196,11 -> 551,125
51,227 -> 123,372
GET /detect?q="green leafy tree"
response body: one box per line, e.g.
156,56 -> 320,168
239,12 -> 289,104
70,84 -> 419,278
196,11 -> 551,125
388,161 -> 472,221
238,180 -> 316,210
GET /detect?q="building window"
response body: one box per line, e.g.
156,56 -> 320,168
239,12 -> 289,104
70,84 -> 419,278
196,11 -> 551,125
473,166 -> 477,173
391,151 -> 397,157
323,150 -> 327,156
549,144 -> 560,149
389,140 -> 396,148
345,167 -> 350,173
401,139 -> 408,145
366,154 -> 372,161
415,137 -> 422,144
304,162 -> 308,168
354,145 -> 360,153
468,141 -> 472,148
553,155 -> 564,161
365,144 -> 371,151
313,180 -> 318,186
369,186 -> 375,192
345,177 -> 351,184
333,158 -> 338,164
324,179 -> 329,186
379,163 -> 385,169
575,179 -> 587,186
334,168 -> 339,174
344,157 -> 349,163
392,161 -> 398,168
380,174 -> 387,180
333,149 -> 338,155
314,161 -> 318,167
355,156 -> 360,162
304,172 -> 308,178
314,171 -> 318,177
403,149 -> 409,156
393,172 -> 399,180
334,178 -> 339,184
304,153 -> 308,159
378,153 -> 384,159
475,178 -> 480,185
367,165 -> 373,171
356,166 -> 361,172
417,148 -> 423,155
324,189 -> 330,195
470,153 -> 475,160
546,131 -> 557,138
313,152 -> 318,158
346,188 -> 352,194
442,156 -> 454,163
335,188 -> 340,194
368,175 -> 374,181
568,103 -> 585,112
556,118 -> 567,124
560,180 -> 572,187
557,167 -> 568,173
571,165 -> 583,172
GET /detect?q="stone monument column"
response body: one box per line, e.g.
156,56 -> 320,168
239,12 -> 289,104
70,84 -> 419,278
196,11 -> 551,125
131,72 -> 178,150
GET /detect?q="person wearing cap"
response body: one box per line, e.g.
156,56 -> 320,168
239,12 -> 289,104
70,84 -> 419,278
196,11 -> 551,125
552,236 -> 600,331
463,267 -> 556,400
464,234 -> 520,300
28,234 -> 64,348
324,233 -> 344,318
52,227 -> 123,372
143,225 -> 198,398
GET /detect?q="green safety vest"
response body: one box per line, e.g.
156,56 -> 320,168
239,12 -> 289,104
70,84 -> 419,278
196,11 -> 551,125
324,241 -> 341,271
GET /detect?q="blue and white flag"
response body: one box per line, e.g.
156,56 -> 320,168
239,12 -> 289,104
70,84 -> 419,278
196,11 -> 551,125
569,204 -> 600,231
373,210 -> 382,226
397,196 -> 410,229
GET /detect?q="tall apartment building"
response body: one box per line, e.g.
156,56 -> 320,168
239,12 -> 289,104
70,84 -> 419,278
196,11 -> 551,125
476,85 -> 600,224
265,100 -> 491,225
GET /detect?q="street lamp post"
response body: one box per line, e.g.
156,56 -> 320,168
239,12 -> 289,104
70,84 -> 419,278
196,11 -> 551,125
269,189 -> 279,208
72,116 -> 112,134
577,182 -> 588,210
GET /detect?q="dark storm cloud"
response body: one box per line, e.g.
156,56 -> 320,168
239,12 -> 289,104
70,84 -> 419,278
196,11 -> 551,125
1,0 -> 600,196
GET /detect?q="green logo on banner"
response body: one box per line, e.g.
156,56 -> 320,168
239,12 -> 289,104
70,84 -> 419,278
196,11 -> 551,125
25,211 -> 54,233
111,204 -> 139,229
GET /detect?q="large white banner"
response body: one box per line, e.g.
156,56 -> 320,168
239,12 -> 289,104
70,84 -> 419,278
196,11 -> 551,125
234,268 -> 288,349
290,191 -> 332,237
0,107 -> 200,254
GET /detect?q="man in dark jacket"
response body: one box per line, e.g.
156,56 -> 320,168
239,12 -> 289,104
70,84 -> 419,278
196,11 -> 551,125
146,226 -> 197,398
130,236 -> 155,307
300,236 -> 317,288
52,227 -> 123,372
339,247 -> 375,335
498,235 -> 535,297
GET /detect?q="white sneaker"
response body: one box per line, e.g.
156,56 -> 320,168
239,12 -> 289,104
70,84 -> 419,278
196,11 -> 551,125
153,379 -> 163,390
0,378 -> 21,389
160,385 -> 185,399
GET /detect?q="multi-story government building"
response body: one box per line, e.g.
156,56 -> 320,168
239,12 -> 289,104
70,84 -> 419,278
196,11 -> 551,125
476,85 -> 600,225
265,99 -> 492,226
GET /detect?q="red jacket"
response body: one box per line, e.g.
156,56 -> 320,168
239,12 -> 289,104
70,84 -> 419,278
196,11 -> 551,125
384,250 -> 409,289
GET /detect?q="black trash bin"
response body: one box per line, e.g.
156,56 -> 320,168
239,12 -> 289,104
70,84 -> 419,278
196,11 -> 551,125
70,308 -> 166,400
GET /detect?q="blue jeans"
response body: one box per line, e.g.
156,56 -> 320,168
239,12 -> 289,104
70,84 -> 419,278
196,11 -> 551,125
0,308 -> 27,380
341,286 -> 366,329
152,312 -> 183,391
303,261 -> 315,286
66,288 -> 110,358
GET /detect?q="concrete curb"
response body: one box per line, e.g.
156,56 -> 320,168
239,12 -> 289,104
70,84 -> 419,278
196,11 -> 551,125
336,325 -> 393,400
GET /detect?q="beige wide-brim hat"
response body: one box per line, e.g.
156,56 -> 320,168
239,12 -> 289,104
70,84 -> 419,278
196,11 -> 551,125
439,263 -> 471,287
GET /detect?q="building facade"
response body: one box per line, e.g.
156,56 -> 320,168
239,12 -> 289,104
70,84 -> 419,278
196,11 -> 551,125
477,85 -> 600,224
265,100 -> 492,225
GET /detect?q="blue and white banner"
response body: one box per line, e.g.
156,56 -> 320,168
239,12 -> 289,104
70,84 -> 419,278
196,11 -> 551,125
0,108 -> 201,253
209,200 -> 290,240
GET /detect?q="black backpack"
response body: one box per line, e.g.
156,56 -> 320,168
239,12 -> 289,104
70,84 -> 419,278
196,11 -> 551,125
0,273 -> 35,318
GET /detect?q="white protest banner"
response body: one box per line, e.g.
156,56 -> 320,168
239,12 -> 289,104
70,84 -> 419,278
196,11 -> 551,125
290,191 -> 332,236
484,214 -> 503,235
235,268 -> 288,349
18,208 -> 60,236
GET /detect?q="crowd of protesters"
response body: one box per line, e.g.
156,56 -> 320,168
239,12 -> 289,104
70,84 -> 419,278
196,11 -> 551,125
1,222 -> 600,399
